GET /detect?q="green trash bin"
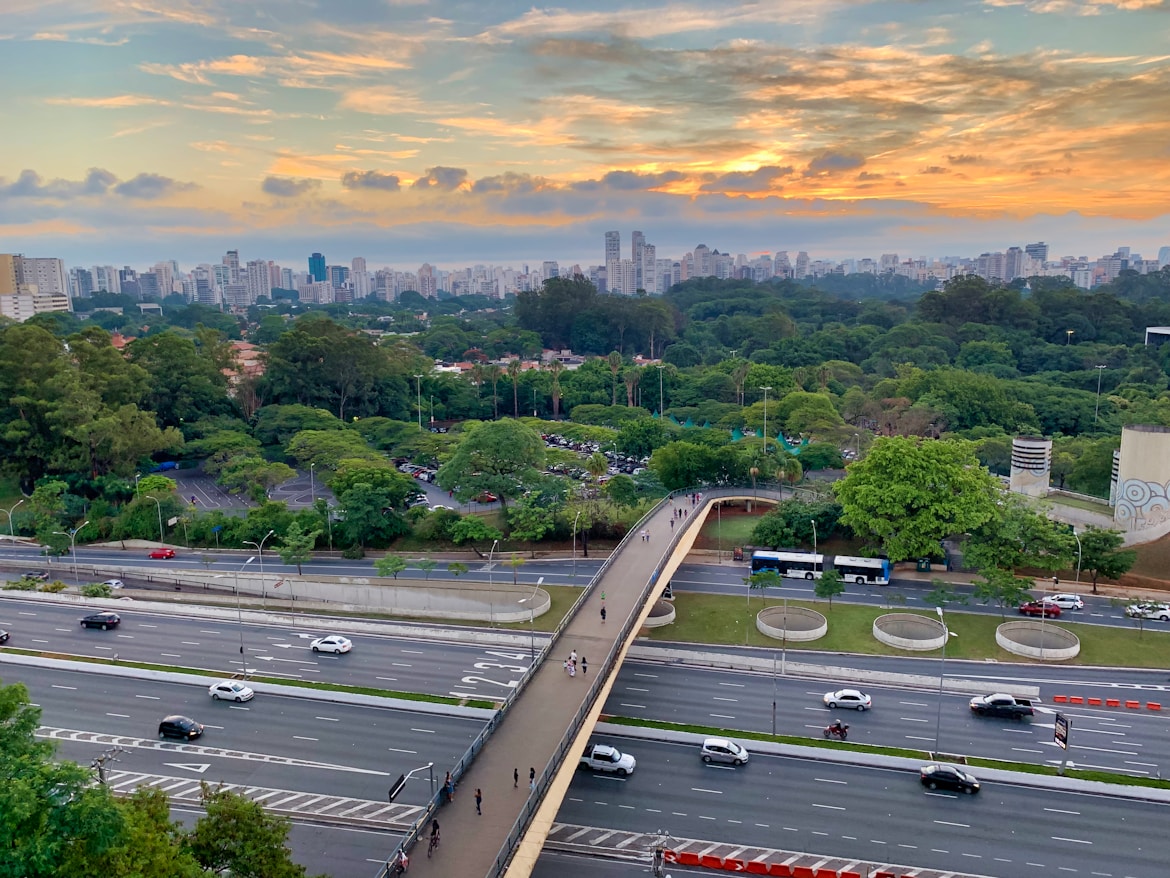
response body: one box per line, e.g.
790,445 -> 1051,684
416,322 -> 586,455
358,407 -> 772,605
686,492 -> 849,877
916,559 -> 932,572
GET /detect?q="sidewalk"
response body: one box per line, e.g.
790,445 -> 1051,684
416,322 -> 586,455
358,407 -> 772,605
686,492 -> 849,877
401,502 -> 678,878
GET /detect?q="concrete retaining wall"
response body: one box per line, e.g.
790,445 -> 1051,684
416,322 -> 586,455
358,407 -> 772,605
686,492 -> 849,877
873,613 -> 946,652
756,606 -> 827,643
996,620 -> 1081,661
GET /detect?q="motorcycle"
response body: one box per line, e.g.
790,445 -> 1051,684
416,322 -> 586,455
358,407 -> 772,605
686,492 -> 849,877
387,849 -> 409,875
823,721 -> 849,740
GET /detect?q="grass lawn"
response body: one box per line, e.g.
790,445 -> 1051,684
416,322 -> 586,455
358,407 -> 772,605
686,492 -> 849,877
642,592 -> 1170,668
692,507 -> 765,550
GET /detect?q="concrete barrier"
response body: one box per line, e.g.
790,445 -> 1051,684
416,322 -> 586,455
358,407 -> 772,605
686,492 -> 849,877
642,599 -> 676,628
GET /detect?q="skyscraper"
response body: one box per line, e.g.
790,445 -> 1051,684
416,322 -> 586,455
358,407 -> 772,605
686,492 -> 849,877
604,231 -> 620,268
223,249 -> 240,284
1158,246 -> 1170,268
632,231 -> 645,289
351,257 -> 370,298
309,252 -> 326,282
1025,241 -> 1049,263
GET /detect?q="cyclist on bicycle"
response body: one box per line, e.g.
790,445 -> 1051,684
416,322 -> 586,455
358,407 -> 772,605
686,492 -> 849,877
429,819 -> 440,854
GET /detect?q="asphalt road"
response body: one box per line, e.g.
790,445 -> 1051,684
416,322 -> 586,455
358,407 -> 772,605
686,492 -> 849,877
0,543 -> 604,589
671,561 -> 1162,631
606,662 -> 1170,775
0,596 -> 539,699
564,735 -> 1170,878
5,664 -> 483,809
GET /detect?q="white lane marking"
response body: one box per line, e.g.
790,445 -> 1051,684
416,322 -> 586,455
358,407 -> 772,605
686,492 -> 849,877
135,695 -> 160,700
409,728 -> 435,734
712,697 -> 738,702
620,703 -> 646,709
900,717 -> 929,723
1052,836 -> 1093,845
160,653 -> 181,658
1045,807 -> 1081,815
293,736 -> 318,741
315,716 -> 340,722
906,735 -> 934,741
198,630 -> 221,634
51,685 -> 77,690
709,714 -> 736,719
634,673 -> 658,678
140,624 -> 158,628
228,705 -> 250,711
899,701 -> 929,707
812,803 -> 846,810
935,820 -> 969,828
106,713 -> 130,718
181,642 -> 200,645
625,687 -> 649,692
691,788 -> 723,795
400,649 -> 424,655
718,682 -> 745,688
1013,748 -> 1044,754
375,677 -> 398,682
815,778 -> 848,785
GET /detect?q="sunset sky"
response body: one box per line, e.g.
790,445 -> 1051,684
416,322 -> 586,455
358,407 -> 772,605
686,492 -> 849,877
2,0 -> 1169,268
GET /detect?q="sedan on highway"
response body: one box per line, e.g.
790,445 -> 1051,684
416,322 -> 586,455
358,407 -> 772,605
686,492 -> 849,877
1044,593 -> 1084,610
0,629 -> 8,644
79,612 -> 120,630
700,737 -> 749,766
209,680 -> 254,702
101,579 -> 124,589
823,688 -> 872,710
920,763 -> 980,794
311,635 -> 352,654
1018,600 -> 1060,618
1125,603 -> 1170,621
158,715 -> 204,740
148,548 -> 176,559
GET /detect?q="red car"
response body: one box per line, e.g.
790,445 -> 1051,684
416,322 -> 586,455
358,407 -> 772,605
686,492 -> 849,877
148,548 -> 176,559
474,492 -> 498,503
1018,600 -> 1060,618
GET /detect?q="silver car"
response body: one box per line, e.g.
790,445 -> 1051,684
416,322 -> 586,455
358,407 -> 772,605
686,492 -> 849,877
700,737 -> 749,766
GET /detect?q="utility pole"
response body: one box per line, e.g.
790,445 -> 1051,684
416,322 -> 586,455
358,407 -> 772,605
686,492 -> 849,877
91,746 -> 127,785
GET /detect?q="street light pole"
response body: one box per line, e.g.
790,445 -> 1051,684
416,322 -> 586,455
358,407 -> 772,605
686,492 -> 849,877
717,501 -> 722,563
810,519 -> 818,573
934,605 -> 951,756
134,473 -> 141,499
147,495 -> 164,543
519,581 -> 543,659
656,363 -> 665,415
1094,365 -> 1107,423
414,374 -> 423,430
760,385 -> 773,454
572,511 -> 582,581
234,556 -> 256,669
53,520 -> 88,585
1,497 -> 24,542
1073,529 -> 1083,583
243,529 -> 275,608
309,463 -> 315,505
487,538 -> 500,627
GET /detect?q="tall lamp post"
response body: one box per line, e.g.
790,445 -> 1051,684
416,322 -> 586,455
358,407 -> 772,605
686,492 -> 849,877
656,363 -> 665,415
572,510 -> 582,581
1,497 -> 24,542
1066,329 -> 1075,345
53,520 -> 89,585
1094,365 -> 1107,423
413,373 -> 424,430
810,518 -> 818,574
243,529 -> 276,607
519,582 -> 543,659
309,463 -> 316,505
760,385 -> 773,454
146,495 -> 164,543
487,538 -> 500,627
933,606 -> 955,756
133,473 -> 141,499
234,556 -> 256,670
1073,529 -> 1083,583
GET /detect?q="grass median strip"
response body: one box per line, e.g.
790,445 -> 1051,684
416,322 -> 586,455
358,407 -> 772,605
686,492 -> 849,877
0,647 -> 497,709
605,714 -> 1170,791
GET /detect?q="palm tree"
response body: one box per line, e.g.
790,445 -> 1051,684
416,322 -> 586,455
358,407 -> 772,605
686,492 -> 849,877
778,455 -> 803,493
485,364 -> 503,419
506,358 -> 522,418
607,351 -> 623,406
546,359 -> 565,419
586,452 -> 608,481
623,365 -> 642,407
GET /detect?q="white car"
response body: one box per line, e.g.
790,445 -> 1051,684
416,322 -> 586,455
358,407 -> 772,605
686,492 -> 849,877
824,688 -> 872,710
701,737 -> 749,766
1043,594 -> 1084,610
102,579 -> 124,589
311,635 -> 353,654
209,680 -> 254,702
1125,603 -> 1170,621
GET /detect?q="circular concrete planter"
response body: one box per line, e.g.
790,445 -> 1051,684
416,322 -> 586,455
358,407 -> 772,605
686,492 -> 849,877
756,605 -> 827,643
873,613 -> 946,651
642,599 -> 676,628
996,620 -> 1080,661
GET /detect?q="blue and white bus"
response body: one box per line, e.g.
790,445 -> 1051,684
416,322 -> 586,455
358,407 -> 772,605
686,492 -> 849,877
830,555 -> 892,586
750,550 -> 824,579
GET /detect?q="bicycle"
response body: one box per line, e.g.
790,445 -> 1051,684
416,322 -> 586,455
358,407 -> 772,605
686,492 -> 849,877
428,831 -> 440,858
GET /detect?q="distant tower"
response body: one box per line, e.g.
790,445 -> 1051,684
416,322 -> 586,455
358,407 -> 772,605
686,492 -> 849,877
1158,245 -> 1170,268
1025,241 -> 1049,263
308,252 -> 326,282
223,249 -> 240,284
1010,437 -> 1052,497
604,231 -> 620,268
631,231 -> 645,289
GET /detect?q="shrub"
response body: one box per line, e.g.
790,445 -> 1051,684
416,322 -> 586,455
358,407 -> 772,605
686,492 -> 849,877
80,583 -> 113,598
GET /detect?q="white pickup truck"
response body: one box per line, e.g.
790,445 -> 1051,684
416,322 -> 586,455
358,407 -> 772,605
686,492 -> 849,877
578,742 -> 636,776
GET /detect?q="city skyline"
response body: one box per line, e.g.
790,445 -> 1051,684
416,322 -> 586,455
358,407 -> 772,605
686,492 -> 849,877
2,1 -> 1170,266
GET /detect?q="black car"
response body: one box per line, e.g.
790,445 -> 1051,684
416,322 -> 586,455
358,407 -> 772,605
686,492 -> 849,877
158,715 -> 204,740
80,612 -> 120,630
0,629 -> 9,644
920,763 -> 980,794
23,570 -> 49,581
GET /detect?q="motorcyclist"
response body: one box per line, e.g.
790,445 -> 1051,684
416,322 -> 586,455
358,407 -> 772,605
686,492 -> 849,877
390,848 -> 409,874
829,718 -> 844,732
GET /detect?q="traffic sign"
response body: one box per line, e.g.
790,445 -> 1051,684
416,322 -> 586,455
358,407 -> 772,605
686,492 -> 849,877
1054,712 -> 1070,750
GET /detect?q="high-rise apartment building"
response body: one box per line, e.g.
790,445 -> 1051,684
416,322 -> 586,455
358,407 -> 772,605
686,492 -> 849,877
1158,246 -> 1170,268
223,250 -> 241,284
631,231 -> 645,289
418,263 -> 437,298
245,259 -> 271,302
1025,241 -> 1049,263
70,267 -> 94,298
604,231 -> 620,268
606,259 -> 637,295
1004,246 -> 1024,281
794,251 -> 810,279
541,261 -> 559,282
641,243 -> 657,293
351,257 -> 371,298
308,252 -> 326,282
328,264 -> 349,290
1,254 -> 72,322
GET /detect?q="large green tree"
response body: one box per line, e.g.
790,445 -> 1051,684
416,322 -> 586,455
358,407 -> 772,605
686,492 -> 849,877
1077,526 -> 1137,594
834,437 -> 999,562
435,419 -> 545,509
962,494 -> 1076,573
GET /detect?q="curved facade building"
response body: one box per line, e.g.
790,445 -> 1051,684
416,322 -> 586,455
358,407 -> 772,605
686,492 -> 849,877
1010,437 -> 1052,497
1114,425 -> 1170,537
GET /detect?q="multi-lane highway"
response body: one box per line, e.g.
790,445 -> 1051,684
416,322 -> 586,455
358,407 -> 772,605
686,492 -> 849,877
669,562 -> 1157,630
605,661 -> 1170,775
563,735 -> 1170,878
0,597 -> 537,700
